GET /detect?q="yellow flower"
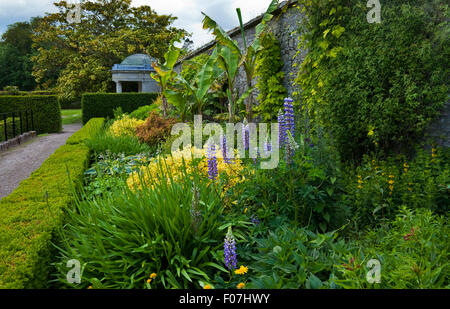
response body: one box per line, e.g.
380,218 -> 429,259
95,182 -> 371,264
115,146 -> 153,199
389,175 -> 394,178
147,279 -> 152,284
237,282 -> 246,289
357,185 -> 363,189
389,185 -> 394,191
109,114 -> 144,137
150,273 -> 157,279
244,208 -> 248,214
127,146 -> 245,195
204,284 -> 212,289
235,265 -> 249,275
88,286 -> 93,289
388,180 -> 394,185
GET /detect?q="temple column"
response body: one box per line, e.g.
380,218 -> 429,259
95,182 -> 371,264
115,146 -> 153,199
116,81 -> 122,93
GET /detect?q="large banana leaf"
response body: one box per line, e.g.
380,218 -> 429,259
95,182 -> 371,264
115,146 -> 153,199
195,48 -> 220,101
217,46 -> 239,81
201,13 -> 241,56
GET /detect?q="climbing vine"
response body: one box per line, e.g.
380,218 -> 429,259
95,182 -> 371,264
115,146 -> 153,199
254,32 -> 287,121
293,0 -> 449,162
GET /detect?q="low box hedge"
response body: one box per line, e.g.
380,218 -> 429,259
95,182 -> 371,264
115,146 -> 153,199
82,93 -> 158,124
66,118 -> 105,145
0,118 -> 104,288
0,95 -> 62,134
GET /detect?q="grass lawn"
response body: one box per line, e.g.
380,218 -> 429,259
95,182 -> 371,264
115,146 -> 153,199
61,109 -> 82,125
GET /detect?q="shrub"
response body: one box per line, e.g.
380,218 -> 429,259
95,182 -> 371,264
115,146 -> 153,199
295,0 -> 449,162
85,124 -> 152,157
344,146 -> 450,230
129,104 -> 159,120
109,114 -> 144,137
127,146 -> 245,194
335,208 -> 449,289
66,117 -> 105,145
0,118 -> 103,288
246,225 -> 351,289
234,136 -> 348,233
0,95 -> 61,134
81,93 -> 158,124
135,112 -> 177,146
54,162 -> 227,289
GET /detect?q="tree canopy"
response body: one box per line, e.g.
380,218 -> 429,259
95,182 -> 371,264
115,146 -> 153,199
32,0 -> 187,99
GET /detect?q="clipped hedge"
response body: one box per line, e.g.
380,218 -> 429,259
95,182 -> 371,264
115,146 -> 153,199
0,118 -> 104,288
82,93 -> 158,124
0,95 -> 62,134
66,118 -> 105,145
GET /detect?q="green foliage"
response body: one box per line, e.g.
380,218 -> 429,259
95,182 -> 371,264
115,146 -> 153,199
254,32 -> 287,121
202,0 -> 281,121
234,135 -> 348,233
294,0 -> 449,162
85,122 -> 152,157
54,159 -> 227,289
344,146 -> 450,230
81,93 -> 158,124
246,225 -> 350,289
0,95 -> 61,134
180,54 -> 210,84
335,208 -> 449,289
166,47 -> 224,118
0,20 -> 38,91
66,117 -> 105,145
83,152 -> 151,199
129,104 -> 159,120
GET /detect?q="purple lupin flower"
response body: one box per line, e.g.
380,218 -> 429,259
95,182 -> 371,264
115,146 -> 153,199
263,141 -> 272,157
250,214 -> 260,226
221,135 -> 232,164
243,125 -> 250,151
252,147 -> 260,164
224,227 -> 237,270
207,144 -> 218,180
284,98 -> 295,138
278,109 -> 286,148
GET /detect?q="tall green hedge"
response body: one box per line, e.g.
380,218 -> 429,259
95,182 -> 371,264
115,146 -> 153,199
0,95 -> 62,134
0,118 -> 104,288
82,93 -> 158,124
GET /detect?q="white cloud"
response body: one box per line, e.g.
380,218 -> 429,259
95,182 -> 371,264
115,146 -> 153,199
0,0 -> 273,48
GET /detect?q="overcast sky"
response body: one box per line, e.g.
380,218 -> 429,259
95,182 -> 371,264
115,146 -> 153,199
0,0 -> 273,48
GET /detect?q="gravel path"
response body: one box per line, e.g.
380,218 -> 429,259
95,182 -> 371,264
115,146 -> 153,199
0,123 -> 83,200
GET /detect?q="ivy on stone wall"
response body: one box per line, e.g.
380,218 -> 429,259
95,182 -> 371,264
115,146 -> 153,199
294,0 -> 449,163
254,32 -> 287,121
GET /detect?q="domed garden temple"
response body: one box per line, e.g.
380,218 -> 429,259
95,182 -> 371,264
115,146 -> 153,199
111,54 -> 160,93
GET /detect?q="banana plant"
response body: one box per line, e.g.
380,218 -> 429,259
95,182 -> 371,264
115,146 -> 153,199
168,48 -> 224,117
216,45 -> 239,121
201,0 -> 280,122
151,41 -> 181,117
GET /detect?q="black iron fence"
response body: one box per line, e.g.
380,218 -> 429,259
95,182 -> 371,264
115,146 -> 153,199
0,110 -> 34,142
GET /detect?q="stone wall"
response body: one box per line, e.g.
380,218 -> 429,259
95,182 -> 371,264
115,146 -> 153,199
174,1 -> 304,99
174,1 -> 449,148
